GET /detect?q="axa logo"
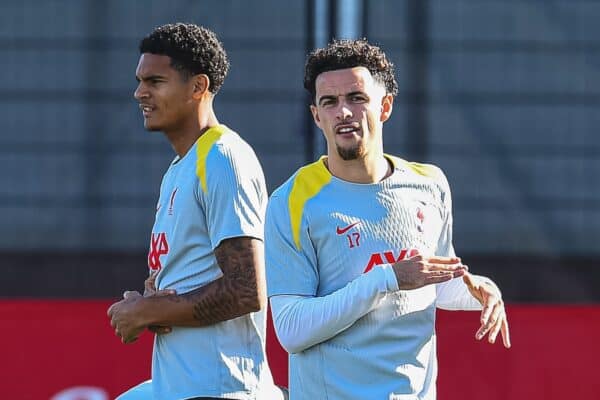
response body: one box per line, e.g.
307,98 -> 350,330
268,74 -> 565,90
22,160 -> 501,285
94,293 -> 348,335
148,232 -> 169,271
364,248 -> 419,273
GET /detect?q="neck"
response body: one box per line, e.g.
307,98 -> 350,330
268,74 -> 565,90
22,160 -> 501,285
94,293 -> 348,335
326,151 -> 391,184
164,103 -> 219,157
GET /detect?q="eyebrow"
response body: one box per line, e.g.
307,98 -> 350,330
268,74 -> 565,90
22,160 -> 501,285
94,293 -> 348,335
135,74 -> 166,82
317,94 -> 337,106
317,91 -> 367,106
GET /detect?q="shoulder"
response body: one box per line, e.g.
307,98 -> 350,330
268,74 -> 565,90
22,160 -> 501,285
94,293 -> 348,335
202,125 -> 259,165
388,155 -> 450,191
270,158 -> 332,204
196,125 -> 265,193
268,160 -> 332,251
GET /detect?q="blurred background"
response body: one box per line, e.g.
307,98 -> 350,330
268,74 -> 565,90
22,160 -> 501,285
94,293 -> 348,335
1,1 -> 598,399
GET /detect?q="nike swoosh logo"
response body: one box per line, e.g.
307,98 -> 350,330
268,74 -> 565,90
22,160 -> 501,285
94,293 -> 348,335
336,222 -> 360,235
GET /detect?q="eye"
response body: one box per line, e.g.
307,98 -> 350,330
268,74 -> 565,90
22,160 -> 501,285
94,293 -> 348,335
350,94 -> 368,103
320,98 -> 336,107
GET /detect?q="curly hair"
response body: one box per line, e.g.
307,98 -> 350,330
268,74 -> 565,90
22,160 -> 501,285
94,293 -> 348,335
304,39 -> 398,103
139,23 -> 229,94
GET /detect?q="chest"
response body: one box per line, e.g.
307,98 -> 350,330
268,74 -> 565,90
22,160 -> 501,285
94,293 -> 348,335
307,184 -> 445,294
153,163 -> 205,232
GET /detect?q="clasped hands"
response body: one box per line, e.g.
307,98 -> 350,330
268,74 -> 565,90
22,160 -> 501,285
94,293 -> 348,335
107,271 -> 175,344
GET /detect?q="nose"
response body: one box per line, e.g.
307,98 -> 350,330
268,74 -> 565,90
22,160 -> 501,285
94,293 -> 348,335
336,102 -> 353,121
134,82 -> 148,101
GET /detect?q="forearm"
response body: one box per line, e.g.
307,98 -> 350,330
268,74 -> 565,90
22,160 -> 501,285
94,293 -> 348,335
141,237 -> 266,327
271,264 -> 398,354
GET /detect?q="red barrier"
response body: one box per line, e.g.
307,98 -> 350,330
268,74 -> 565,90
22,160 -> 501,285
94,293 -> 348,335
1,300 -> 152,400
436,305 -> 600,399
2,301 -> 599,399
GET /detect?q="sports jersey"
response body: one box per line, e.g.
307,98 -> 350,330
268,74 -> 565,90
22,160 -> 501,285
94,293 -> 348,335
147,124 -> 275,400
266,155 -> 480,400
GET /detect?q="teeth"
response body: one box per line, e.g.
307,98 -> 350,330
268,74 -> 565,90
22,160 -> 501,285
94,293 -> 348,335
338,127 -> 355,133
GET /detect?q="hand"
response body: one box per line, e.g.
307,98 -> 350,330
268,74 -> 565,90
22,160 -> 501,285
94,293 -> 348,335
463,272 -> 511,348
107,287 -> 176,343
107,291 -> 146,344
392,253 -> 467,290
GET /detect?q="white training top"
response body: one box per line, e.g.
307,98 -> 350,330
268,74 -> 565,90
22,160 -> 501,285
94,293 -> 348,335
266,156 -> 482,400
148,125 -> 277,400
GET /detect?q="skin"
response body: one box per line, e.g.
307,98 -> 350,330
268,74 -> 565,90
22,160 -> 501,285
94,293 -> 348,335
310,66 -> 393,184
108,238 -> 266,343
308,66 -> 510,348
107,53 -> 267,343
133,53 -> 217,156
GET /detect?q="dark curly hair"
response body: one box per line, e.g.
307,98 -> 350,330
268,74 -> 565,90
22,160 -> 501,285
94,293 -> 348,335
304,39 -> 398,103
139,23 -> 229,94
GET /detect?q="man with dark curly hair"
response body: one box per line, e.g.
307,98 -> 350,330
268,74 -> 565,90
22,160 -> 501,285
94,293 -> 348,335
107,23 -> 283,400
265,39 -> 510,399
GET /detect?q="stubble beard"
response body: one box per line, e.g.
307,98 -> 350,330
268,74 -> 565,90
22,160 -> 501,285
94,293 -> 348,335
336,143 -> 365,160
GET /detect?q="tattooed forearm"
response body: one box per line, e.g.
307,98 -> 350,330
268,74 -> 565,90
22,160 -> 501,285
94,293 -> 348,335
183,237 -> 265,326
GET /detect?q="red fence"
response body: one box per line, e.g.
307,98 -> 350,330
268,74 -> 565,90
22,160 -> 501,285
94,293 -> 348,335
2,301 -> 598,399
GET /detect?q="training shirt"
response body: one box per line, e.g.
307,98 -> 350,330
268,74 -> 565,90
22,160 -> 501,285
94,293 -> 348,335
266,155 -> 480,400
148,125 -> 275,400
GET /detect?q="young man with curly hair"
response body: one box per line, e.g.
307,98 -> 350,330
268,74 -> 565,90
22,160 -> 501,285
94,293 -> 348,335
107,23 -> 283,400
265,39 -> 511,399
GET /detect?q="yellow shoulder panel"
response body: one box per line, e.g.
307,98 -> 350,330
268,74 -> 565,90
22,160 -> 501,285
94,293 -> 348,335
386,154 -> 443,180
288,158 -> 331,250
196,125 -> 228,193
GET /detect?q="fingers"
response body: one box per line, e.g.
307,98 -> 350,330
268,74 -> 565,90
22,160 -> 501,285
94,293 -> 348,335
500,317 -> 511,348
144,270 -> 158,290
476,297 -> 501,339
482,301 -> 503,341
487,314 -> 503,344
475,298 -> 511,349
123,290 -> 141,299
424,256 -> 461,265
115,325 -> 143,344
146,269 -> 159,281
394,255 -> 468,290
422,270 -> 457,284
427,263 -> 465,272
413,254 -> 467,273
479,298 -> 494,326
462,272 -> 478,289
123,336 -> 139,344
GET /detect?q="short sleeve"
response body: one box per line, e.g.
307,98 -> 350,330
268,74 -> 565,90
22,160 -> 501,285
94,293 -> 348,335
202,143 -> 267,249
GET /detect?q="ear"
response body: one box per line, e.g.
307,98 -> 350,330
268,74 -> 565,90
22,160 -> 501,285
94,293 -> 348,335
310,104 -> 322,129
380,94 -> 394,123
191,74 -> 210,100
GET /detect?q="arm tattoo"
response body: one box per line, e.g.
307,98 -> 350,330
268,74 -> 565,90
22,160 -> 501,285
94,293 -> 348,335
183,237 -> 264,326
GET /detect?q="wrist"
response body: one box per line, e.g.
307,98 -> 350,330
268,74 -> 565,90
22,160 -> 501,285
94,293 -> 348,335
136,295 -> 158,327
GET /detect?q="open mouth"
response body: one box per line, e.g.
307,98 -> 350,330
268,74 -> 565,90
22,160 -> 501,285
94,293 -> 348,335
139,104 -> 155,116
335,123 -> 360,136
